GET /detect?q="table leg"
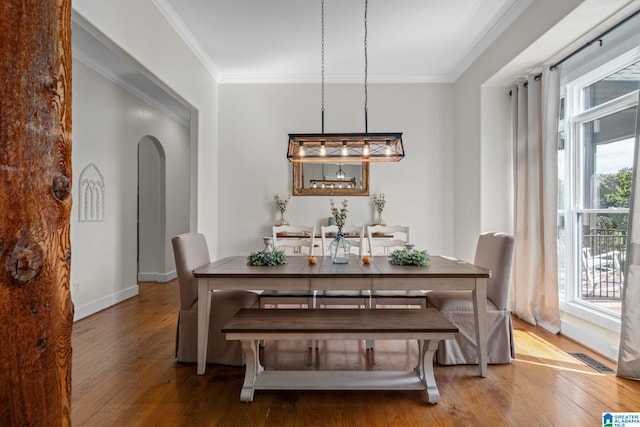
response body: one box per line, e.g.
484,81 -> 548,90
472,277 -> 488,377
197,283 -> 213,375
240,340 -> 258,402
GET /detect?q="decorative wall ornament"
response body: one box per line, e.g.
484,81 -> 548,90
78,163 -> 105,222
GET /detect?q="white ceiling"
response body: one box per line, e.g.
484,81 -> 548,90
71,1 -> 640,124
157,0 -> 533,83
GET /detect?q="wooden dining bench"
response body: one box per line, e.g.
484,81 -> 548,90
222,308 -> 458,404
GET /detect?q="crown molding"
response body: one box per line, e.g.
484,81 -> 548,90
218,73 -> 453,84
153,0 -> 531,85
152,0 -> 221,81
449,0 -> 534,81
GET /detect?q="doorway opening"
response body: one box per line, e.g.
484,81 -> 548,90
138,135 -> 167,282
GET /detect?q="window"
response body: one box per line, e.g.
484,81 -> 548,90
559,54 -> 639,324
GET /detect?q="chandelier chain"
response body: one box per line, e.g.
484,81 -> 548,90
321,0 -> 325,133
364,0 -> 368,132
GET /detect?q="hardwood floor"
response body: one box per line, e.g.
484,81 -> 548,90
72,281 -> 639,426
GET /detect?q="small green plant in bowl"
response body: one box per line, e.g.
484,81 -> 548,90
388,248 -> 430,267
247,249 -> 287,266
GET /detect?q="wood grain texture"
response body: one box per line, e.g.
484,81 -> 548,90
194,255 -> 491,279
72,281 -> 640,426
0,0 -> 73,425
223,308 -> 458,334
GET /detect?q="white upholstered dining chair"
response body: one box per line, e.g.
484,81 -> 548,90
426,232 -> 516,365
259,225 -> 316,308
172,232 -> 259,365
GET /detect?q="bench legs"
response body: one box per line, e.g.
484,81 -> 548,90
238,338 -> 443,404
239,340 -> 262,402
417,339 -> 441,403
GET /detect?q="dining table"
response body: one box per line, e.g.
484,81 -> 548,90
193,254 -> 491,377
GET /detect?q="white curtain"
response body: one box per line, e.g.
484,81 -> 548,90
617,90 -> 640,379
510,70 -> 561,333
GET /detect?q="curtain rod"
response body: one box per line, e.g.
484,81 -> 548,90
509,74 -> 540,95
549,8 -> 640,71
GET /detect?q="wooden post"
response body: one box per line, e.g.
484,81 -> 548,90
0,0 -> 73,425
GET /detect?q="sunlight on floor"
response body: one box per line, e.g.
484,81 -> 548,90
512,329 -> 608,376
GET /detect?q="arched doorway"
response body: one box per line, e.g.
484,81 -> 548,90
137,135 -> 166,282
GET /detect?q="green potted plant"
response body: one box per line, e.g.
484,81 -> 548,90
247,248 -> 287,266
389,245 -> 430,267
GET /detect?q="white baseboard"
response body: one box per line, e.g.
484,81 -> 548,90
73,285 -> 139,321
561,319 -> 620,361
137,270 -> 176,283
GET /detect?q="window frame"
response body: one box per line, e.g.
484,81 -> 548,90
559,48 -> 640,331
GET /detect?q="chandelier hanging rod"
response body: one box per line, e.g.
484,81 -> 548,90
286,0 -> 405,163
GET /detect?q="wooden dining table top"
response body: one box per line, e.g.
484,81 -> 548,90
193,255 -> 490,279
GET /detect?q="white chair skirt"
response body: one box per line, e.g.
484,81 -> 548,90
427,291 -> 514,365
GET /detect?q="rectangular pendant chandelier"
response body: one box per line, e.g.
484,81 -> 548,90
287,0 -> 405,164
287,133 -> 404,163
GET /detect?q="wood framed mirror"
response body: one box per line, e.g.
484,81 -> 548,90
293,162 -> 369,196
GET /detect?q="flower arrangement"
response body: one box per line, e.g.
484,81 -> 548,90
330,198 -> 348,233
372,193 -> 386,225
274,193 -> 290,215
329,199 -> 350,263
247,248 -> 287,266
373,193 -> 386,215
389,248 -> 431,267
274,193 -> 290,225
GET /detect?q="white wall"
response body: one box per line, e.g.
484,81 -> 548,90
71,60 -> 190,320
73,0 -> 219,257
217,83 -> 455,257
452,0 -> 586,261
71,0 -> 217,319
480,86 -> 514,234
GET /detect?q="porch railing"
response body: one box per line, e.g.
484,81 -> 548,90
581,228 -> 626,301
